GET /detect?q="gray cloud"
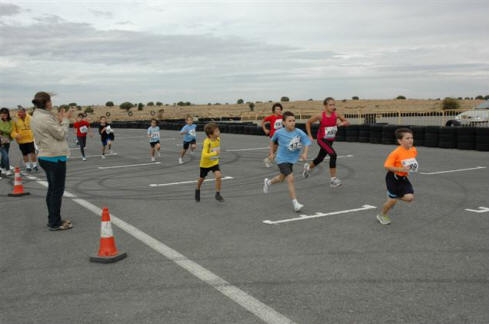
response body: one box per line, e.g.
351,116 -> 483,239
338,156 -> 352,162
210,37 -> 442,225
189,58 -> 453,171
0,3 -> 21,16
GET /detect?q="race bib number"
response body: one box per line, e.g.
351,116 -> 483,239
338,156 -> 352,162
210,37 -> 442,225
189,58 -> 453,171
105,126 -> 112,134
287,136 -> 303,152
80,126 -> 88,134
189,129 -> 196,137
151,132 -> 160,139
273,119 -> 283,130
323,126 -> 337,139
210,146 -> 220,160
402,158 -> 419,172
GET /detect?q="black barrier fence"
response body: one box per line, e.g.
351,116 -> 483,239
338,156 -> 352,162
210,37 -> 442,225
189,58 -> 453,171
81,121 -> 489,152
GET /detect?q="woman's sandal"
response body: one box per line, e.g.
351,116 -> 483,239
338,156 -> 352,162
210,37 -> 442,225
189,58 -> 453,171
48,220 -> 73,231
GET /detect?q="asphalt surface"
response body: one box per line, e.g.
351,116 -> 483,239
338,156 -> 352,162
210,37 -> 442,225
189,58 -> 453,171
1,128 -> 488,324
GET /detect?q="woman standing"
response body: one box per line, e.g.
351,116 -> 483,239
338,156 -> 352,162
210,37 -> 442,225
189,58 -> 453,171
30,92 -> 73,231
0,108 -> 14,176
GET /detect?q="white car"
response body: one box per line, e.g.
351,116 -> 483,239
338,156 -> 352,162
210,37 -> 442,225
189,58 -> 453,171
446,101 -> 489,126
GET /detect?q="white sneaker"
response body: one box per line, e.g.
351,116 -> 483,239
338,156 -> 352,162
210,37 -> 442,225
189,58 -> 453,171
5,170 -> 13,176
330,177 -> 342,188
178,157 -> 183,165
263,178 -> 271,193
107,149 -> 112,155
101,154 -> 106,159
302,163 -> 310,178
151,157 -> 156,162
293,201 -> 304,212
264,157 -> 272,168
82,157 -> 87,161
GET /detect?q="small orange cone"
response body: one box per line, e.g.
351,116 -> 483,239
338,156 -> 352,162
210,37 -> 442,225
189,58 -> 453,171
8,167 -> 30,197
90,207 -> 127,263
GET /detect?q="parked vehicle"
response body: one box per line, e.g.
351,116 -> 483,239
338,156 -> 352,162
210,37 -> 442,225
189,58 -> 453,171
446,101 -> 489,126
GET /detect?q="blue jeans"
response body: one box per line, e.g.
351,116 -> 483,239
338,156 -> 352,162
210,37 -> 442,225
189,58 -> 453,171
0,143 -> 10,170
39,159 -> 66,227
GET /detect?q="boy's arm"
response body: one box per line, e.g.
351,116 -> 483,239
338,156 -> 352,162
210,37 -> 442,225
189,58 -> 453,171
262,117 -> 270,135
201,140 -> 218,159
384,152 -> 410,173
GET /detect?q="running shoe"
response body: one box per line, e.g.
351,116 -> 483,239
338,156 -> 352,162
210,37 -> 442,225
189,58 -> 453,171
82,157 -> 86,161
264,157 -> 272,168
302,163 -> 310,178
215,192 -> 224,202
195,189 -> 200,202
26,167 -> 32,172
151,157 -> 156,162
101,154 -> 106,159
330,178 -> 342,188
4,170 -> 13,176
293,201 -> 304,212
376,213 -> 391,225
178,157 -> 183,165
263,178 -> 271,193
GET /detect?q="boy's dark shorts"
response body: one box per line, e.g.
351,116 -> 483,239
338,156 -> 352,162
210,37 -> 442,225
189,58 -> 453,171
200,164 -> 220,178
150,141 -> 160,147
278,163 -> 294,177
183,139 -> 196,150
19,142 -> 35,155
385,171 -> 414,199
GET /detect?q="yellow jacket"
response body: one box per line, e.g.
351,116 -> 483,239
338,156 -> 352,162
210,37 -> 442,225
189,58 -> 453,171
200,137 -> 220,168
11,113 -> 35,144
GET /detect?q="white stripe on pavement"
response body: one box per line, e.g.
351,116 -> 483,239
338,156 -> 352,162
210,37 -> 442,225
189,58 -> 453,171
420,166 -> 486,175
70,198 -> 295,324
149,176 -> 234,187
263,204 -> 377,225
98,162 -> 161,170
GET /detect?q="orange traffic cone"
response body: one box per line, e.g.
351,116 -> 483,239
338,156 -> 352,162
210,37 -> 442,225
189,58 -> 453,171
90,207 -> 127,263
8,167 -> 30,197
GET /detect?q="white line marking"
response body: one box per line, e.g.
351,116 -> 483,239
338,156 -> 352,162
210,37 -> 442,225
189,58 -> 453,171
150,176 -> 234,187
69,199 -> 295,324
70,153 -> 119,159
263,204 -> 376,225
98,162 -> 161,170
23,174 -> 76,198
465,206 -> 489,213
226,147 -> 269,152
305,154 -> 353,161
420,166 -> 486,175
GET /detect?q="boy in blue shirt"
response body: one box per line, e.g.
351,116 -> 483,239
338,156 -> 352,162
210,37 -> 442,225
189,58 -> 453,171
263,111 -> 311,212
147,119 -> 161,162
179,115 -> 197,164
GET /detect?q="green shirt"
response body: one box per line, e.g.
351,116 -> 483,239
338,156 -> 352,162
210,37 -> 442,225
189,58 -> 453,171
0,119 -> 13,144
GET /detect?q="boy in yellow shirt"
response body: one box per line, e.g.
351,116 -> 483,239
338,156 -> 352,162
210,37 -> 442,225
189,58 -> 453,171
11,108 -> 39,171
195,123 -> 224,202
377,128 -> 418,225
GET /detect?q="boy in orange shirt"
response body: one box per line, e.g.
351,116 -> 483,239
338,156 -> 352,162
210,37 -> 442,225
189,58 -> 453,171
377,128 -> 418,225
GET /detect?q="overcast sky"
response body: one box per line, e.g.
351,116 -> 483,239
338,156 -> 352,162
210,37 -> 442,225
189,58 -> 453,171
1,0 -> 488,106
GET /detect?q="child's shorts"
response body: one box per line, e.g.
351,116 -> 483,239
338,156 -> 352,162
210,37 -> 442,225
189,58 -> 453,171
150,141 -> 160,147
385,171 -> 414,199
278,163 -> 294,177
183,139 -> 196,150
200,165 -> 220,178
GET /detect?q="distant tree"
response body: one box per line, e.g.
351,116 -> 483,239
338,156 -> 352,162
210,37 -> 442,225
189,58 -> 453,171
484,95 -> 489,100
249,102 -> 255,112
120,102 -> 133,110
138,103 -> 144,110
68,102 -> 77,107
237,99 -> 244,104
177,101 -> 185,106
352,96 -> 359,100
475,95 -> 484,100
84,107 -> 94,114
268,100 -> 273,103
280,96 -> 290,102
457,97 -> 463,100
77,105 -> 82,111
396,95 -> 406,100
342,99 -> 347,102
147,101 -> 154,106
464,97 -> 471,100
442,97 -> 460,110
208,103 -> 212,105
255,101 -> 262,104
307,98 -> 313,101
156,102 -> 163,106
105,101 -> 114,107
185,102 -> 191,106
215,103 -> 221,105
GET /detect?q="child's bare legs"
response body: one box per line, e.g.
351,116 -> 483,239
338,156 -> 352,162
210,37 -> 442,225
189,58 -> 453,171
269,173 -> 296,200
190,143 -> 197,153
196,177 -> 204,190
180,148 -> 187,158
329,167 -> 337,178
150,146 -> 155,158
214,171 -> 222,192
382,194 -> 414,215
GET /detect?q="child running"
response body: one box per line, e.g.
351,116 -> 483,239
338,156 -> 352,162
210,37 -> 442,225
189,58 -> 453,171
179,115 -> 197,164
195,123 -> 224,202
261,103 -> 283,167
147,119 -> 161,161
98,116 -> 114,159
377,128 -> 418,225
303,97 -> 349,187
73,113 -> 92,161
263,111 -> 311,212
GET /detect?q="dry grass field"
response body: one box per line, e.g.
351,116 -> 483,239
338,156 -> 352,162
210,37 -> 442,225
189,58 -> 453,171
67,99 -> 484,122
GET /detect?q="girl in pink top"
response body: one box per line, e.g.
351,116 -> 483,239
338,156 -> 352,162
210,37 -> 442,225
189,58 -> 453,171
303,97 -> 349,187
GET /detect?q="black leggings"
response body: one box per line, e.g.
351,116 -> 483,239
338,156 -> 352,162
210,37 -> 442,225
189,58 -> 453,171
77,136 -> 87,157
312,139 -> 337,168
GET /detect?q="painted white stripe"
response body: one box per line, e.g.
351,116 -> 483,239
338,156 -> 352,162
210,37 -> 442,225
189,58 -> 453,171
98,162 -> 161,170
21,173 -> 76,198
226,147 -> 269,152
464,206 -> 489,213
420,166 -> 486,175
149,176 -> 234,187
263,204 -> 377,225
101,221 -> 114,238
70,153 -> 118,159
305,154 -> 354,162
71,198 -> 295,324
